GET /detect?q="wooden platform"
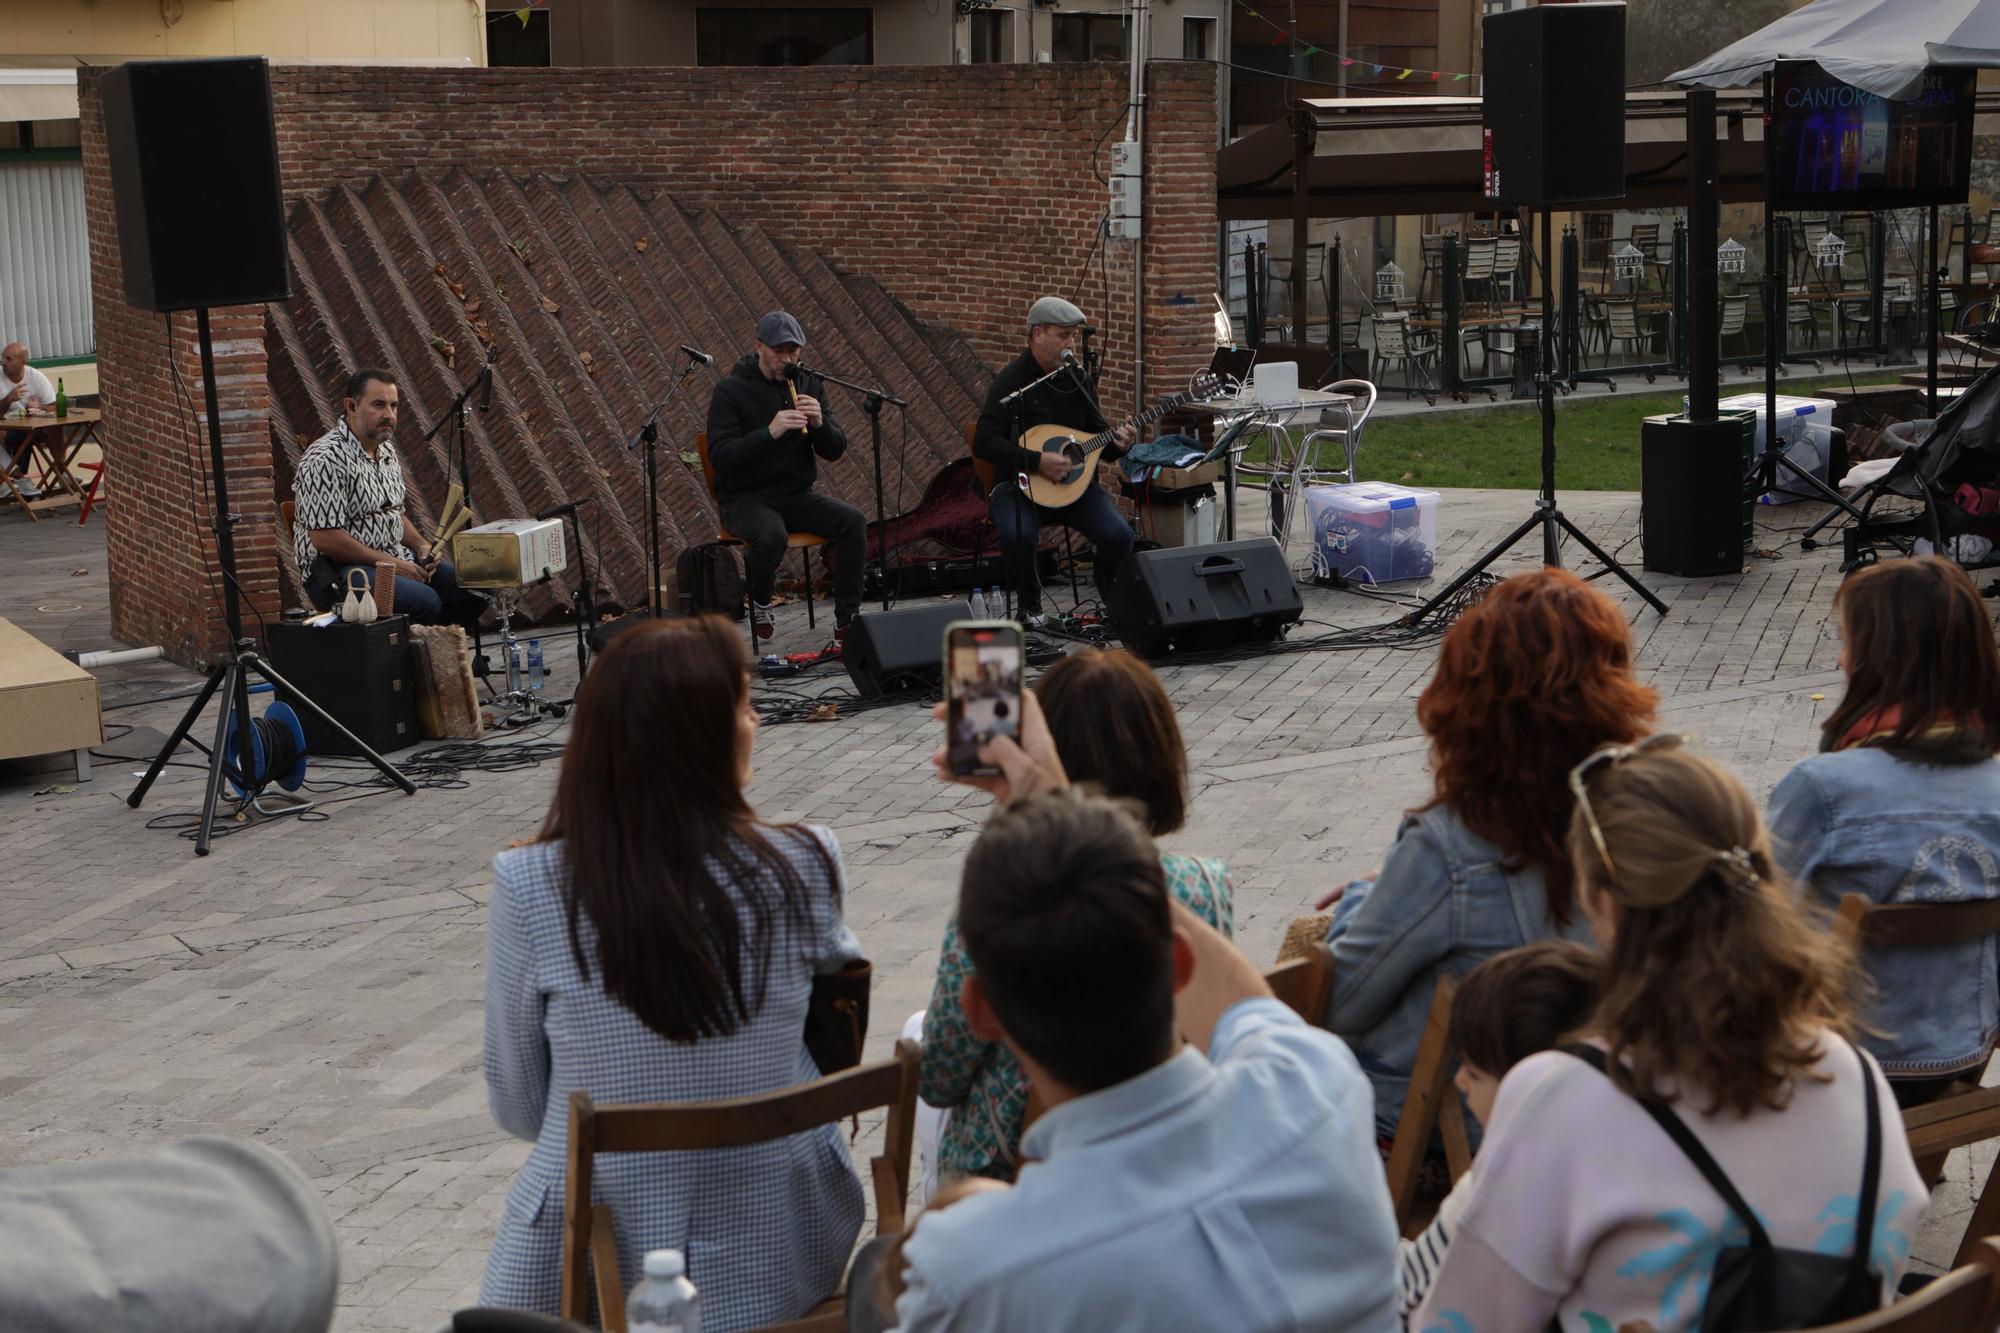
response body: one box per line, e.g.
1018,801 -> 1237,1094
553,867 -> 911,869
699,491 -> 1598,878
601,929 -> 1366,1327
0,618 -> 103,782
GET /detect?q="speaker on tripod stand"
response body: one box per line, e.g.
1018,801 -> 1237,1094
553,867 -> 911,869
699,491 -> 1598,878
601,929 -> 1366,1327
1410,2 -> 1666,623
109,57 -> 418,855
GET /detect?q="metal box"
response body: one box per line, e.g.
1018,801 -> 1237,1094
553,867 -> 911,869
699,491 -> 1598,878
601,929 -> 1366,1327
452,518 -> 568,589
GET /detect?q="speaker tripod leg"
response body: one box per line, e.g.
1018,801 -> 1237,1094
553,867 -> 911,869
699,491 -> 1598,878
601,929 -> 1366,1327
192,660 -> 247,857
1552,508 -> 1667,615
128,660 -> 229,809
251,654 -> 416,795
1404,507 -> 1547,625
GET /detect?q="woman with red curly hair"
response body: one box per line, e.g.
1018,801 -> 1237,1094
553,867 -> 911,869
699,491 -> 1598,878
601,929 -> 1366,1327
1318,568 -> 1658,1136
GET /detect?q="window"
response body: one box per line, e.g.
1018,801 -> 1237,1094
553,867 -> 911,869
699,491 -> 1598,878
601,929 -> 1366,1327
969,11 -> 1008,63
1051,13 -> 1129,63
488,8 -> 552,67
1183,17 -> 1215,62
695,8 -> 873,66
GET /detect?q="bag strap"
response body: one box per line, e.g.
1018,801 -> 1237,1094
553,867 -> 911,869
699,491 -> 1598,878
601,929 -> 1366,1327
1847,1036 -> 1882,1287
1559,1044 -> 1772,1250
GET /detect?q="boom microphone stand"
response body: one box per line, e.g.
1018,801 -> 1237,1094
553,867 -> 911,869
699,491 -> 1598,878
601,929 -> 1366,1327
796,362 -> 907,611
1408,209 -> 1667,623
129,308 -> 417,856
626,348 -> 712,617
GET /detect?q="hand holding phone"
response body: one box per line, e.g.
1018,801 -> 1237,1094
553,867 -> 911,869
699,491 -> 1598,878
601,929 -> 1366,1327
944,620 -> 1025,779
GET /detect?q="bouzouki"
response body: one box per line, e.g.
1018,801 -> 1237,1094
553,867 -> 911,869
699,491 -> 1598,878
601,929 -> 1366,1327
1011,370 -> 1223,510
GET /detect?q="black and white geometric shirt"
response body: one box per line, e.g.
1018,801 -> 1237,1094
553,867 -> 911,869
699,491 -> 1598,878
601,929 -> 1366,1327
291,418 -> 412,572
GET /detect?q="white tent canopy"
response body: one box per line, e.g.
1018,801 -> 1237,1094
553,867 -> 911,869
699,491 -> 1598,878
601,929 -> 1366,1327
1669,0 -> 2000,99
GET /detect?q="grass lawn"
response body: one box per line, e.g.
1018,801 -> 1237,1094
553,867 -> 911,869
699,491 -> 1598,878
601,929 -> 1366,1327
1239,373 -> 1898,491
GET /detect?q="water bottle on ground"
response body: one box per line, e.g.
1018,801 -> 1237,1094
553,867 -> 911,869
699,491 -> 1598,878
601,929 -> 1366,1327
629,1248 -> 701,1333
507,642 -> 523,694
526,638 -> 544,691
968,587 -> 989,619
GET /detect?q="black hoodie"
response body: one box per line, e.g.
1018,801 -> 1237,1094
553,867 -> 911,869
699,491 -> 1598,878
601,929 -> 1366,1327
704,355 -> 848,504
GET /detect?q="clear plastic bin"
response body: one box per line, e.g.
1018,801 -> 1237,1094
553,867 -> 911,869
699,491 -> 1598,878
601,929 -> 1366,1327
1699,393 -> 1835,504
1306,482 -> 1439,585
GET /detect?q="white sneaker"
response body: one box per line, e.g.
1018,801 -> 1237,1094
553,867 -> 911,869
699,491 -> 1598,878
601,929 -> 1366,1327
1022,611 -> 1048,629
751,599 -> 776,640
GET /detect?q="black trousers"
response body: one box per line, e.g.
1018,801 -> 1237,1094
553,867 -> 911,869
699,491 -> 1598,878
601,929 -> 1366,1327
989,480 -> 1135,613
721,491 -> 867,622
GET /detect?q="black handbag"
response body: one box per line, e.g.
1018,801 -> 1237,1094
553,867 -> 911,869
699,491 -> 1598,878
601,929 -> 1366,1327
1562,1041 -> 1883,1332
804,958 -> 872,1077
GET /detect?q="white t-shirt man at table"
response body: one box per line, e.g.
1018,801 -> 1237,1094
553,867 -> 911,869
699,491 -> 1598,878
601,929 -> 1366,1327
2,341 -> 57,497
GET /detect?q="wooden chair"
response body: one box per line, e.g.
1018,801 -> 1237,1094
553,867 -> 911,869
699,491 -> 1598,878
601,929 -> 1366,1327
562,1039 -> 921,1333
1836,892 -> 2000,1270
1265,942 -> 1335,1026
1382,975 -> 1472,1236
694,432 -> 827,639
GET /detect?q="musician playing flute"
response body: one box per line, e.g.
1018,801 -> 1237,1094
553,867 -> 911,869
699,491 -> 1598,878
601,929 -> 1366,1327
705,310 -> 866,642
973,297 -> 1136,627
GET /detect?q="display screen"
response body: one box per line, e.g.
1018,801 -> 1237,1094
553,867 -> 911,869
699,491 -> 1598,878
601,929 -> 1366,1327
945,624 -> 1023,779
1769,61 -> 1973,210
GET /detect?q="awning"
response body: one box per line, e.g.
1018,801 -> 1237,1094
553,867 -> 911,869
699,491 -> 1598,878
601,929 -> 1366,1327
0,69 -> 79,122
1218,87 -> 2000,219
1670,0 -> 2000,101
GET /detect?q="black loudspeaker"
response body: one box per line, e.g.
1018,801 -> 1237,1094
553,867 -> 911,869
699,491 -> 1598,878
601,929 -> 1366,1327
100,57 -> 291,312
1640,413 -> 1753,577
844,600 -> 971,697
1107,539 -> 1303,657
265,617 -> 419,755
1481,4 -> 1626,208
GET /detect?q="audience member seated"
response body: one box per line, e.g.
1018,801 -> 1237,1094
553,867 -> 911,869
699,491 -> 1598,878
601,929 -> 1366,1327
1317,568 -> 1658,1135
1768,555 -> 2000,1108
1397,939 -> 1600,1324
919,649 -> 1233,1182
1413,741 -> 1928,1332
0,1135 -> 336,1333
479,617 -> 865,1330
851,699 -> 1399,1331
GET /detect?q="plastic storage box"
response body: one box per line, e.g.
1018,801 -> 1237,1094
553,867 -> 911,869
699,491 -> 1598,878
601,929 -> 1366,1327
1699,393 -> 1835,503
1306,482 -> 1439,585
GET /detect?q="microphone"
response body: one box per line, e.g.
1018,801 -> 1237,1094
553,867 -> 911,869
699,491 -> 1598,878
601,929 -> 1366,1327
476,362 -> 494,412
1060,349 -> 1078,367
1082,325 -> 1097,338
534,497 -> 589,522
680,344 -> 715,367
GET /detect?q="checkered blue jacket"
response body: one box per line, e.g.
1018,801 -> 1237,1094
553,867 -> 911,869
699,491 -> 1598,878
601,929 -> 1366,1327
478,828 -> 866,1329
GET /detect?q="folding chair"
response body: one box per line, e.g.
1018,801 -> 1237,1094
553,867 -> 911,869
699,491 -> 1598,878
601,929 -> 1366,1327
1836,892 -> 2000,1270
695,432 -> 827,647
1382,975 -> 1472,1236
562,1039 -> 921,1333
1264,942 -> 1335,1025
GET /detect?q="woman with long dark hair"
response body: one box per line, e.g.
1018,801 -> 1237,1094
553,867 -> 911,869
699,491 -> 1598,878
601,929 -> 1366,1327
1769,554 -> 2000,1105
1319,568 -> 1658,1135
1412,745 -> 1926,1331
479,617 -> 865,1329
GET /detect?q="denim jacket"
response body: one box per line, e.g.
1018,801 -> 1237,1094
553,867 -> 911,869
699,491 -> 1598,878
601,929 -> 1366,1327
1768,747 -> 2000,1076
1322,804 -> 1591,1136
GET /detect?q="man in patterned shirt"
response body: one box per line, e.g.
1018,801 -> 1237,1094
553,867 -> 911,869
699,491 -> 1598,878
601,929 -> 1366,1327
292,368 -> 485,629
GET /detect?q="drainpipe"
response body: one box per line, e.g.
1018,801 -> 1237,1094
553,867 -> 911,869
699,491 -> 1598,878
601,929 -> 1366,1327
1130,0 -> 1149,403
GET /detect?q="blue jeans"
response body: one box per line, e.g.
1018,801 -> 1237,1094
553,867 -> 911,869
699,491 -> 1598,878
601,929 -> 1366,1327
988,480 -> 1135,612
308,557 -> 486,630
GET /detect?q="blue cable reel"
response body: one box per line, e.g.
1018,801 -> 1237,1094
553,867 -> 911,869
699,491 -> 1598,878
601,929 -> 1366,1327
222,700 -> 310,800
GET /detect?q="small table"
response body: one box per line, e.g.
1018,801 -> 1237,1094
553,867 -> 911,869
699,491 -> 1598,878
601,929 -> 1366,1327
4,408 -> 102,520
1184,388 -> 1365,542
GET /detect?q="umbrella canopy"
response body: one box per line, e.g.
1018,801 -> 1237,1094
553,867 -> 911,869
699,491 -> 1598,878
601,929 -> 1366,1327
1669,0 -> 2000,99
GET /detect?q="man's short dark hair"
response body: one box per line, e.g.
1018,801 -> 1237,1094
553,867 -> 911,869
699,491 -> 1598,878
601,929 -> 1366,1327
956,791 -> 1174,1093
342,368 -> 396,404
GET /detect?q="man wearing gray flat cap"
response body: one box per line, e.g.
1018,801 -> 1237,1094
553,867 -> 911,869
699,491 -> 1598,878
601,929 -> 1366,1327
706,310 -> 866,640
972,297 -> 1136,625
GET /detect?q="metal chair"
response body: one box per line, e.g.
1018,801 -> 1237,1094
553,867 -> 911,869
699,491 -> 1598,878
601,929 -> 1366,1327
1369,313 -> 1436,399
1491,235 -> 1523,304
1462,237 -> 1499,308
1719,294 -> 1751,357
1267,378 -> 1378,550
1606,301 -> 1661,360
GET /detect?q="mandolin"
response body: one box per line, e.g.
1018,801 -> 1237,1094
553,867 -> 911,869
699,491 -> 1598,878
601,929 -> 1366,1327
1012,370 -> 1222,509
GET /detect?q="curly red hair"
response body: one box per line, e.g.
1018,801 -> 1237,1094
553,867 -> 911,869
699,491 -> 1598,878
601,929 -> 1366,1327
1415,568 -> 1658,926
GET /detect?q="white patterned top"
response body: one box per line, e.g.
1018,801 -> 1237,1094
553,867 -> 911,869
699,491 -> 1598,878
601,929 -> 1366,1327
291,418 -> 411,573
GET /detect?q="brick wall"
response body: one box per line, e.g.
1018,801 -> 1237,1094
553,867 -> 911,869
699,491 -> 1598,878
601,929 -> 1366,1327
80,61 -> 1217,663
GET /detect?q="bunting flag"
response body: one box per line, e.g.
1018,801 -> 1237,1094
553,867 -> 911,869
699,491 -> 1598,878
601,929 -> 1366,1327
1230,0 -> 1483,87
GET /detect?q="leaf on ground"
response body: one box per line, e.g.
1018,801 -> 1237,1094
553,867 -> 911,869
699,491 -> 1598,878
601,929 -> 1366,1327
540,297 -> 560,315
808,703 -> 839,723
634,236 -> 649,253
449,281 -> 466,299
464,297 -> 482,317
472,320 -> 494,346
433,262 -> 447,276
33,784 -> 77,796
70,567 -> 87,577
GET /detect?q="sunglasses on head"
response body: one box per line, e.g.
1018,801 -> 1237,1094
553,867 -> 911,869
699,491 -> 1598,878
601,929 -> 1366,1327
1567,734 -> 1687,881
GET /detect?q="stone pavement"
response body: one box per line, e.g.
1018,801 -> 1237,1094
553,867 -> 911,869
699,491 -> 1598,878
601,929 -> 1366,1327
1,481 -> 1986,1330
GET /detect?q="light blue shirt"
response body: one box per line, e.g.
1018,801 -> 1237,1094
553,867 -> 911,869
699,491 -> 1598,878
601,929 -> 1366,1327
894,998 -> 1400,1333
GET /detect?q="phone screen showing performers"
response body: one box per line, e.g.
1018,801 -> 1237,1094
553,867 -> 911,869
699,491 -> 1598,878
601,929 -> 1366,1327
945,621 -> 1024,779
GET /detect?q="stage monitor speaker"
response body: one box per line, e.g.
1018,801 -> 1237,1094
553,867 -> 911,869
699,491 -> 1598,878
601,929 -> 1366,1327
1107,538 -> 1303,658
1480,3 -> 1626,208
1640,412 -> 1752,578
844,599 -> 970,698
100,57 -> 291,312
265,616 -> 419,755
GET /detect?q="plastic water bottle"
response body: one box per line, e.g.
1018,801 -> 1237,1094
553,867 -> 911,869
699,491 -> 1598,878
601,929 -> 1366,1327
507,642 -> 523,694
968,587 -> 989,619
526,638 -> 544,691
629,1248 -> 701,1333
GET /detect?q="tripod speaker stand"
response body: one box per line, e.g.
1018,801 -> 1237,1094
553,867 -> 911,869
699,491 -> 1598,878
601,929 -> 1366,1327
127,310 -> 417,855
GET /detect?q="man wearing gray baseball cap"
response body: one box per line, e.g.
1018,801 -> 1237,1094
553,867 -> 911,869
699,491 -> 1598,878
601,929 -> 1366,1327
705,310 -> 867,640
971,297 -> 1135,624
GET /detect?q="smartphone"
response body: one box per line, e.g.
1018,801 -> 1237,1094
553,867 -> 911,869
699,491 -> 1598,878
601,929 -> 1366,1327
945,620 -> 1025,779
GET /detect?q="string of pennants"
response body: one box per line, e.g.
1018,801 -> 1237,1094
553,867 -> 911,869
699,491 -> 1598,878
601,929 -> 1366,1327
1235,0 -> 1484,87
495,0 -> 547,26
